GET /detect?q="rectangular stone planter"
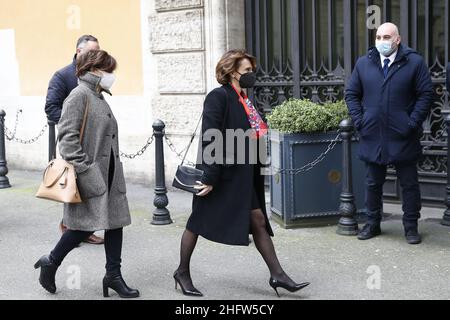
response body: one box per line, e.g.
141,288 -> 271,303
269,129 -> 366,228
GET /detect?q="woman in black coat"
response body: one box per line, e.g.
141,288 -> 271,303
173,49 -> 310,297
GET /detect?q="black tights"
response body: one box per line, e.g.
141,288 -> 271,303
50,228 -> 123,275
176,210 -> 296,289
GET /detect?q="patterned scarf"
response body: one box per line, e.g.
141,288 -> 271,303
231,84 -> 268,139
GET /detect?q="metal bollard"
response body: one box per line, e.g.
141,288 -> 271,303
48,120 -> 57,161
0,110 -> 11,189
442,115 -> 450,226
151,119 -> 172,225
336,119 -> 358,235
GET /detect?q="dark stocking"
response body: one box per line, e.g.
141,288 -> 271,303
175,229 -> 199,290
250,209 -> 296,285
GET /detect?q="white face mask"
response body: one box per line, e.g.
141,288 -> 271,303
99,71 -> 116,90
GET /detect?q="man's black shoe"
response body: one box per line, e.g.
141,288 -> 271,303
357,223 -> 381,240
405,229 -> 422,245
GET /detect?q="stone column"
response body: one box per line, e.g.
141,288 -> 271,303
149,0 -> 246,182
204,0 -> 227,90
224,0 -> 246,50
204,0 -> 246,91
149,0 -> 207,176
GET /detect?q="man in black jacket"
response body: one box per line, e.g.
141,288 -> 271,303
45,34 -> 104,245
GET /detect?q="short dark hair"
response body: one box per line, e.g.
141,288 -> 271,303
215,49 -> 257,85
76,49 -> 117,77
76,35 -> 98,49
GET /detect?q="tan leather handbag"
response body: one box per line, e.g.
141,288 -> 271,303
35,103 -> 89,203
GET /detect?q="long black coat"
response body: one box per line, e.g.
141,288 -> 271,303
186,84 -> 273,246
345,44 -> 434,165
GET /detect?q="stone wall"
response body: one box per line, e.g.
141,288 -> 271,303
148,0 -> 245,186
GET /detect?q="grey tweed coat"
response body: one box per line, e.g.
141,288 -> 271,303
57,72 -> 131,231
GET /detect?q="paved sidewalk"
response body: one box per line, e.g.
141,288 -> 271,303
0,169 -> 449,300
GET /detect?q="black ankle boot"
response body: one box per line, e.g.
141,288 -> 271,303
34,255 -> 58,294
269,277 -> 310,297
103,273 -> 140,298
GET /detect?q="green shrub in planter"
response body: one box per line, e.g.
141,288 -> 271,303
265,99 -> 365,228
266,99 -> 349,134
324,100 -> 350,131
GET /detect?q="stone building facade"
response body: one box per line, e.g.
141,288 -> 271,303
0,0 -> 245,186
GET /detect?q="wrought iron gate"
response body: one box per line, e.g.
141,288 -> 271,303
245,0 -> 450,207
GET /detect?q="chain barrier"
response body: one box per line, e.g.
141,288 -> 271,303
2,109 -> 48,144
273,131 -> 342,175
0,109 -> 156,158
5,124 -> 48,144
163,131 -> 344,176
5,109 -> 21,139
119,134 -> 155,159
164,134 -> 196,167
0,108 -> 345,173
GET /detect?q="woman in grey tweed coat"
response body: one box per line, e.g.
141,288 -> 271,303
34,50 -> 139,299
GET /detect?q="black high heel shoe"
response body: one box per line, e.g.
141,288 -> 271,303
34,255 -> 58,294
173,270 -> 203,297
103,273 -> 140,298
269,277 -> 310,297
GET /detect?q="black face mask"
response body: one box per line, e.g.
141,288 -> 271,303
237,71 -> 256,88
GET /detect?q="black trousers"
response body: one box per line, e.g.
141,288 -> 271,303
365,161 -> 421,230
50,228 -> 123,274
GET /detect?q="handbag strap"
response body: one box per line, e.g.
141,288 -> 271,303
53,98 -> 90,159
181,113 -> 203,166
180,86 -> 229,166
43,164 -> 69,188
79,99 -> 89,144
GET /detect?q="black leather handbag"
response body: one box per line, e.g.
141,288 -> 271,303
172,164 -> 204,194
172,114 -> 204,194
172,87 -> 229,194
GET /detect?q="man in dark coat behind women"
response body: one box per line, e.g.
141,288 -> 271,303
345,22 -> 434,244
